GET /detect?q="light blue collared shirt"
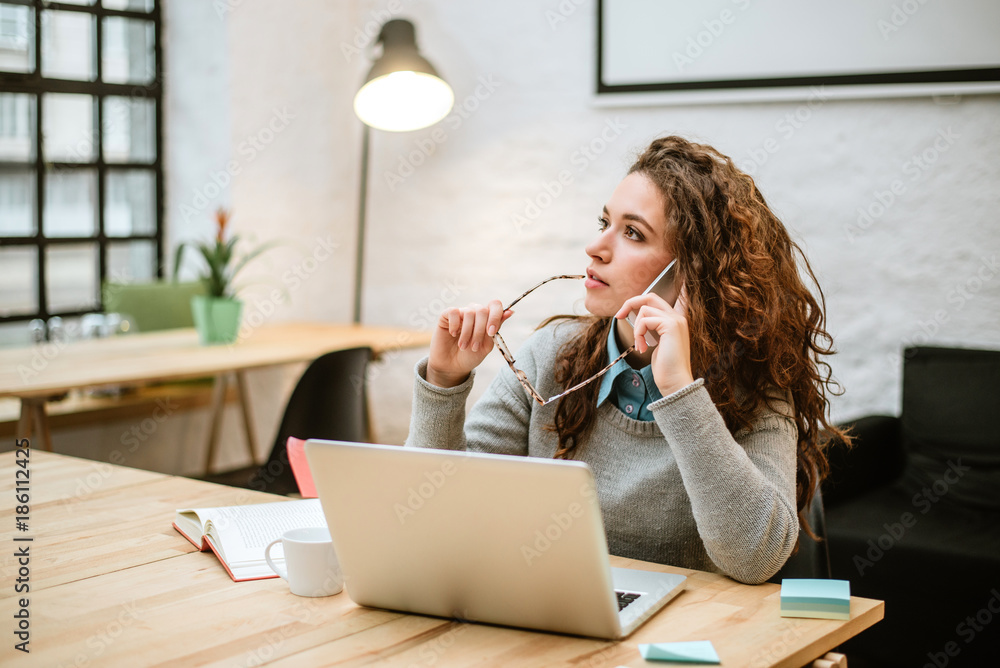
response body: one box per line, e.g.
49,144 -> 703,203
596,322 -> 662,421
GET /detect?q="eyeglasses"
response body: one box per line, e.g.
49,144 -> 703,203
492,275 -> 635,406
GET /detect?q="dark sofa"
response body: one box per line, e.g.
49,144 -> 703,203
822,346 -> 1000,668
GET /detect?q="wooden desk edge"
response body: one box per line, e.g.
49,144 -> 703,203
15,452 -> 887,668
0,323 -> 434,400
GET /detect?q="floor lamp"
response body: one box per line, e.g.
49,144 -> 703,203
352,19 -> 454,323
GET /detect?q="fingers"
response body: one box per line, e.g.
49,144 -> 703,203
631,307 -> 666,354
470,304 -> 490,352
617,296 -> 687,355
438,299 -> 514,361
452,301 -> 512,352
486,299 -> 505,338
614,293 -> 668,321
446,308 -> 462,337
457,304 -> 481,350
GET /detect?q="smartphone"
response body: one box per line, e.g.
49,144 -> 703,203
625,259 -> 679,347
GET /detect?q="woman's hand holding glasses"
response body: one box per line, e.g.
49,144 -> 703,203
426,299 -> 513,389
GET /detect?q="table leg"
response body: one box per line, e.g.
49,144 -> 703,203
16,399 -> 52,452
203,374 -> 229,474
16,400 -> 34,442
234,371 -> 259,466
34,402 -> 53,452
365,400 -> 377,444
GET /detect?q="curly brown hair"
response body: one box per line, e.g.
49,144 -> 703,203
548,135 -> 849,540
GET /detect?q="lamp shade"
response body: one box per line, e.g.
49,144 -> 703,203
353,20 -> 454,132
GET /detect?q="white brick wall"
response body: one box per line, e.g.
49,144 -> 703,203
55,0 -> 996,472
227,0 -> 999,445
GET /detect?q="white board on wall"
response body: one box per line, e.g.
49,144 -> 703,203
597,0 -> 1000,104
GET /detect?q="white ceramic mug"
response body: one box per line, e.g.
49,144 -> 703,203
264,527 -> 343,597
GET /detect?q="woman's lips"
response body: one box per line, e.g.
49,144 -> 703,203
585,271 -> 608,289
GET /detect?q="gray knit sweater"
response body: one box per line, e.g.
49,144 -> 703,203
404,319 -> 799,584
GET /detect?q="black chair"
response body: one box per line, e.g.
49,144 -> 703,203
823,345 -> 1000,668
769,482 -> 831,583
202,346 -> 373,496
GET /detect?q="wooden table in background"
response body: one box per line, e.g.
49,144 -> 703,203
0,451 -> 883,667
0,322 -> 432,470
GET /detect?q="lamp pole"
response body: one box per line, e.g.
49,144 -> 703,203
351,19 -> 453,324
353,124 -> 370,324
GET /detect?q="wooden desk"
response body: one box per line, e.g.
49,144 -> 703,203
0,451 -> 883,667
0,322 -> 432,469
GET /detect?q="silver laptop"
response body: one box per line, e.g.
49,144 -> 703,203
304,439 -> 686,639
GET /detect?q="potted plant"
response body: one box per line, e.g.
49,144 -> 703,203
173,208 -> 279,345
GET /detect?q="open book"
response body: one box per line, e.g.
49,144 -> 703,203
173,498 -> 326,582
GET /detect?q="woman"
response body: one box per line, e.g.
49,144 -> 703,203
405,135 -> 847,585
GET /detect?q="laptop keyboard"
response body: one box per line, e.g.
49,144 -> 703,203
615,590 -> 643,611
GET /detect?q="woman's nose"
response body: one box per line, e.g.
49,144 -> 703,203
585,231 -> 611,261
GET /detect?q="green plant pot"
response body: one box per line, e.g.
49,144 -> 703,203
190,295 -> 243,345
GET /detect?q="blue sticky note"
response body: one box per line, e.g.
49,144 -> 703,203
638,641 -> 721,664
780,579 -> 851,620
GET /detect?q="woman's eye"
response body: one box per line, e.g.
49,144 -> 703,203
625,226 -> 642,240
597,217 -> 610,230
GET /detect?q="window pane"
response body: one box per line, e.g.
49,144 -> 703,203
102,17 -> 154,85
0,321 -> 33,348
44,168 -> 97,237
41,10 -> 95,81
105,169 -> 154,236
103,0 -> 153,11
0,168 -> 35,236
0,92 -> 36,161
103,96 -> 155,162
43,93 -> 96,162
107,240 -> 156,283
0,4 -> 34,74
0,246 -> 38,316
46,243 -> 99,312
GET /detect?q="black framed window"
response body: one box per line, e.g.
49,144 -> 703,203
0,0 -> 162,331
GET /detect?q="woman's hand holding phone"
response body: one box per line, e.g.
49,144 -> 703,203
616,284 -> 694,397
426,300 -> 512,388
